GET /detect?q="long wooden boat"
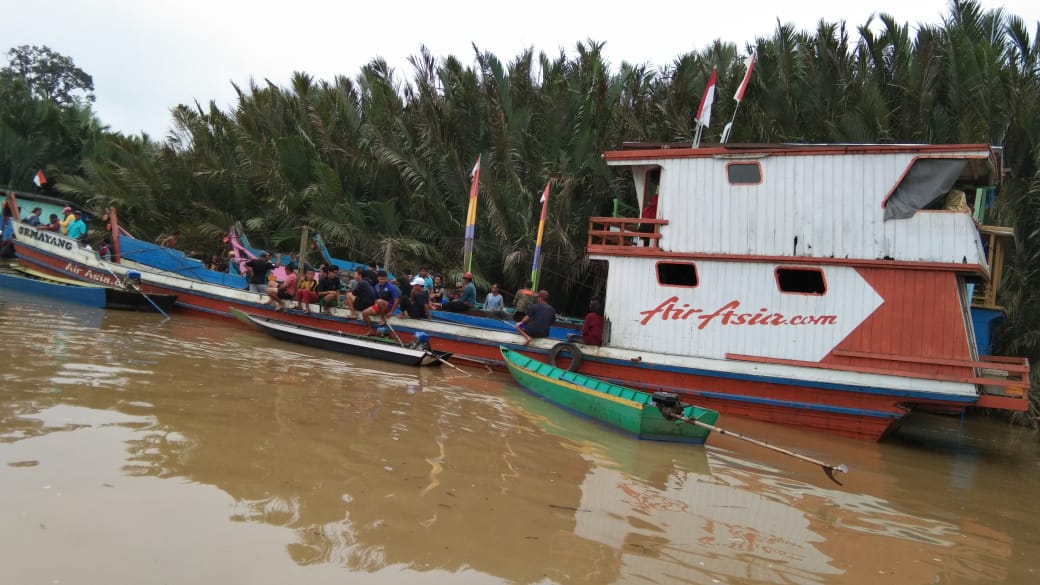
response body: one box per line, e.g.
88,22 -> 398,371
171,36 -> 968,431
0,262 -> 177,312
501,346 -> 718,443
6,141 -> 1031,442
230,307 -> 449,367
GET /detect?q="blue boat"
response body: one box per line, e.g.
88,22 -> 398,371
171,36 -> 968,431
312,232 -> 393,282
0,264 -> 178,312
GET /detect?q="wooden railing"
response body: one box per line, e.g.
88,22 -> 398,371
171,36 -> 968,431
972,225 -> 1014,310
587,217 -> 668,251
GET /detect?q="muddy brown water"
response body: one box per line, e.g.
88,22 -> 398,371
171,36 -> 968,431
1,288 -> 1038,584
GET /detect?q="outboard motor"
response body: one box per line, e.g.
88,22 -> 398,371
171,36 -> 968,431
125,270 -> 142,290
409,331 -> 432,351
651,392 -> 684,421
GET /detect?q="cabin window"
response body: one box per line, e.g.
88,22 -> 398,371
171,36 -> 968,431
776,267 -> 826,295
726,162 -> 762,185
657,262 -> 698,287
883,158 -> 968,220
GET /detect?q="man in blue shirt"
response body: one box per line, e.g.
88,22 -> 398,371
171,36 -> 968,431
66,210 -> 88,243
443,272 -> 477,313
362,270 -> 400,335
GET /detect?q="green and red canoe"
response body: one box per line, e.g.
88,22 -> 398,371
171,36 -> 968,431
501,346 -> 719,444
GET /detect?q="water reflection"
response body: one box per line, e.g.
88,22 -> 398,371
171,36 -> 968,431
0,299 -> 1037,584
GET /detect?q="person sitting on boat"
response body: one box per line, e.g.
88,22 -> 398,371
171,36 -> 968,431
158,231 -> 180,248
399,276 -> 431,320
373,270 -> 400,313
66,210 -> 88,245
98,240 -> 113,261
513,281 -> 536,321
24,207 -> 43,227
515,290 -> 555,346
568,298 -> 604,346
363,261 -> 379,287
360,270 -> 399,334
484,283 -> 506,319
59,206 -> 75,235
396,268 -> 414,290
40,213 -> 61,232
345,268 -> 375,319
443,272 -> 477,313
418,267 -> 433,290
244,251 -> 277,294
295,269 -> 319,313
270,262 -> 298,311
430,275 -> 445,309
315,264 -> 342,311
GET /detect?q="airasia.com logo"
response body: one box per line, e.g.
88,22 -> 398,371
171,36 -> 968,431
639,297 -> 838,328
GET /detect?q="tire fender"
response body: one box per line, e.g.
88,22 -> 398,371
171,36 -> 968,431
548,342 -> 583,372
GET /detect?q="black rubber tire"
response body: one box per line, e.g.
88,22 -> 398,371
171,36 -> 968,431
548,342 -> 583,373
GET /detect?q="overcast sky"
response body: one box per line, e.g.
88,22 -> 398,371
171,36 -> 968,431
4,0 -> 1037,138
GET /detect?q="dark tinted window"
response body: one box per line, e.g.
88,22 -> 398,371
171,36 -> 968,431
727,162 -> 761,184
776,268 -> 826,295
657,262 -> 698,287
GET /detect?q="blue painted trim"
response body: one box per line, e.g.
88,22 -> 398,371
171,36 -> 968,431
683,389 -> 902,419
587,355 -> 977,404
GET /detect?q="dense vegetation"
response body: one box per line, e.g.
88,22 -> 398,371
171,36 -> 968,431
2,1 -> 1038,416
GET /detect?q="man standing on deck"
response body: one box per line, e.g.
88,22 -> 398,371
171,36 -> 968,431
66,210 -> 88,244
244,252 -> 276,294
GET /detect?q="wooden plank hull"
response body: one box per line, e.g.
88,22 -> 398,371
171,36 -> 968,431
230,308 -> 445,367
501,346 -> 718,443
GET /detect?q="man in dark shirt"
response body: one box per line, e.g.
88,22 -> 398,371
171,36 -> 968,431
363,261 -> 379,288
244,252 -> 276,293
315,265 -> 342,311
345,268 -> 376,319
400,276 -> 430,319
516,290 -> 555,345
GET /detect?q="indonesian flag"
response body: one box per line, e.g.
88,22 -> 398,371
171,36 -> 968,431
734,52 -> 756,103
33,169 -> 47,187
696,68 -> 717,128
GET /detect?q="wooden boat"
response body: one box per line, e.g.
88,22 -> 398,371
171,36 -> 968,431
7,142 -> 1031,441
230,307 -> 450,367
501,346 -> 718,443
0,262 -> 177,312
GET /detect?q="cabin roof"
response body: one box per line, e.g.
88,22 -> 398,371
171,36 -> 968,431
606,142 -> 995,160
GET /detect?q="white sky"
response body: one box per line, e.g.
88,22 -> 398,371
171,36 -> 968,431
4,0 -> 1037,138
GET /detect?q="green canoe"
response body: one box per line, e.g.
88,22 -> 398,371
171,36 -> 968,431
501,346 -> 719,444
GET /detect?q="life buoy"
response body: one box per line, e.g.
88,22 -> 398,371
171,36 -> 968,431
548,342 -> 583,372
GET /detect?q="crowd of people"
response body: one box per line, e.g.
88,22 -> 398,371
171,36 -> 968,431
2,200 -> 91,257
239,256 -> 604,346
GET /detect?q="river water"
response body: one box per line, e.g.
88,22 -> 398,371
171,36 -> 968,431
1,288 -> 1038,585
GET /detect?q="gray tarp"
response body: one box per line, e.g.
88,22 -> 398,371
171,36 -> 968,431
883,159 -> 967,220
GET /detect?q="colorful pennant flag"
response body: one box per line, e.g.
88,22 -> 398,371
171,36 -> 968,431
530,182 -> 551,290
462,156 -> 481,273
33,169 -> 47,187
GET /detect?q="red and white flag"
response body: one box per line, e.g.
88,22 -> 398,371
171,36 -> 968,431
695,68 -> 717,128
33,169 -> 47,187
733,52 -> 756,103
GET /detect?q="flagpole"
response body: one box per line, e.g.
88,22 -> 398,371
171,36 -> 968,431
723,51 -> 756,145
692,67 -> 717,149
530,182 -> 550,290
462,156 -> 481,273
